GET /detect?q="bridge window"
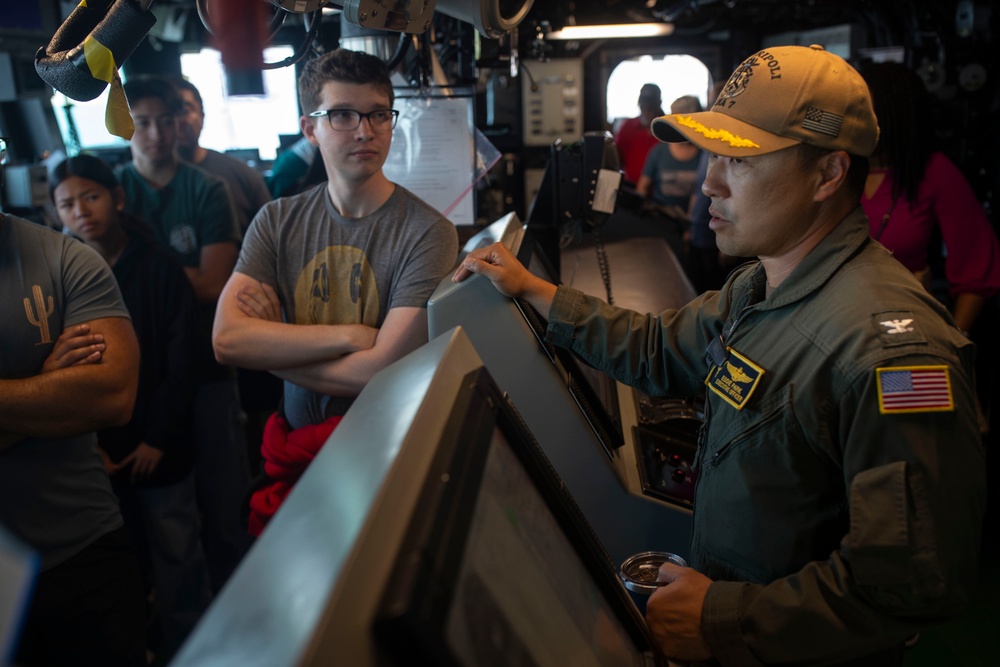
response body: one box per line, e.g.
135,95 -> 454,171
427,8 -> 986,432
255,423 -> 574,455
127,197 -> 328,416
606,54 -> 711,127
51,46 -> 299,161
179,46 -> 300,161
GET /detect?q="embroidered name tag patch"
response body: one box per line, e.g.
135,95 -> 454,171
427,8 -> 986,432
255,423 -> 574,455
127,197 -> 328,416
876,366 -> 954,414
705,348 -> 765,410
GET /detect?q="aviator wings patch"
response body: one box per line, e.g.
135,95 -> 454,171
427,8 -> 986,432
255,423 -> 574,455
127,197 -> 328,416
706,348 -> 765,410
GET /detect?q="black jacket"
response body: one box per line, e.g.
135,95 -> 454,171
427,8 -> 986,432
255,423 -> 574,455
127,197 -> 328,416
98,217 -> 200,486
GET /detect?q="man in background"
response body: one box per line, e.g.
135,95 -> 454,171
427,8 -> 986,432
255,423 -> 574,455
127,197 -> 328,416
614,83 -> 664,185
119,75 -> 252,592
637,94 -> 703,213
174,78 -> 271,234
174,76 -> 281,473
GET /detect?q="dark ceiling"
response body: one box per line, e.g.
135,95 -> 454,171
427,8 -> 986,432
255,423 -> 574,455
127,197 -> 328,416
149,0 -> 967,38
34,0 -> 988,75
523,0 -> 978,49
137,1 -> 991,56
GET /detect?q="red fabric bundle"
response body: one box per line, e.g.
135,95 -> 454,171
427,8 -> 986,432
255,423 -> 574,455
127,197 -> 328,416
247,411 -> 342,537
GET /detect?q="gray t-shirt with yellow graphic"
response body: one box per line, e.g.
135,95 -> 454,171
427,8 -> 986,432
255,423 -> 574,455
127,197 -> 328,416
235,182 -> 459,429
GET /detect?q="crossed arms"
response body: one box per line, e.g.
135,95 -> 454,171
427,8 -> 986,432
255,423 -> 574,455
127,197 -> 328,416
213,271 -> 428,397
0,317 -> 140,449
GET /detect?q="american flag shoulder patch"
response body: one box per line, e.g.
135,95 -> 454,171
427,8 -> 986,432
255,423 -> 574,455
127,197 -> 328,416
876,365 -> 954,414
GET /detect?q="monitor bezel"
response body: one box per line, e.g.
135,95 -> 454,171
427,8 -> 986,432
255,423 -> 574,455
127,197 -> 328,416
512,228 -> 625,457
373,367 -> 661,667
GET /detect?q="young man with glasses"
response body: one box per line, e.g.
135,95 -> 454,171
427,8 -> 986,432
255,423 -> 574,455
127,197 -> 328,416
212,49 -> 458,535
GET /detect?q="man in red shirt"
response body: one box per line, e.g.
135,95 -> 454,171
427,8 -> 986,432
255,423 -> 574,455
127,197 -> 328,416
614,83 -> 664,184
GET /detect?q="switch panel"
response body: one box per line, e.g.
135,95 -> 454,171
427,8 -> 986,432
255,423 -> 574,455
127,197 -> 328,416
521,58 -> 584,147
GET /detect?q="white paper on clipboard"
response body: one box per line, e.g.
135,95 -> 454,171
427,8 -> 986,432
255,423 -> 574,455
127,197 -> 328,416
383,91 -> 500,226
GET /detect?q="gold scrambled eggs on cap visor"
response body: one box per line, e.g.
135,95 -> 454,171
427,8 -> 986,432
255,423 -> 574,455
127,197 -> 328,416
651,112 -> 801,158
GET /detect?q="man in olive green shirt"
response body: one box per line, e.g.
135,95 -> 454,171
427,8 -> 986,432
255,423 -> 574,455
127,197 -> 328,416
454,45 -> 984,666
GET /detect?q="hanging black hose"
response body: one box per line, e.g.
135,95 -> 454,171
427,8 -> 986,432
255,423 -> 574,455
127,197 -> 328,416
194,0 -> 322,71
384,31 -> 413,72
262,10 -> 322,70
195,0 -> 288,40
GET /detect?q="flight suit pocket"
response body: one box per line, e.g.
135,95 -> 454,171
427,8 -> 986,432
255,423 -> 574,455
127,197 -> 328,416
694,385 -> 841,583
703,385 -> 793,467
845,461 -> 914,586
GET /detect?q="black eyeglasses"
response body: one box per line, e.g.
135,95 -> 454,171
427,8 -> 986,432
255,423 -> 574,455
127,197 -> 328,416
308,108 -> 399,132
0,137 -> 8,163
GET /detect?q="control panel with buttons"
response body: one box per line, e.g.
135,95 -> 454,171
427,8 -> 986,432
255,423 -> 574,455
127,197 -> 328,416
632,394 -> 702,508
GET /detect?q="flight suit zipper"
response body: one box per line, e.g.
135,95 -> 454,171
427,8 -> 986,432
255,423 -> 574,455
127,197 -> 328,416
695,284 -> 764,475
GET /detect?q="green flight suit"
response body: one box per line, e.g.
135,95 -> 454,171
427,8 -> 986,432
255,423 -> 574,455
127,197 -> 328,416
545,208 -> 985,666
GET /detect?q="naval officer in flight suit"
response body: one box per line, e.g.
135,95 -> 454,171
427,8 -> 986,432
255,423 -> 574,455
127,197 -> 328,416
453,44 -> 984,666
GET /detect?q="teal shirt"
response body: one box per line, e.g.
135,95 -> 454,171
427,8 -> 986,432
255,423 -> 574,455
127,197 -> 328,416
118,160 -> 241,267
546,208 -> 985,666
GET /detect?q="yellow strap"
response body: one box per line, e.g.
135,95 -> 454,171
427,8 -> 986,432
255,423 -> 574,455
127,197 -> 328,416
83,33 -> 116,83
106,71 -> 134,140
82,34 -> 133,140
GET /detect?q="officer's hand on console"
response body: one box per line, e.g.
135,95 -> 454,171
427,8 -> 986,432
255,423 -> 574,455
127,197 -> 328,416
453,242 -> 558,315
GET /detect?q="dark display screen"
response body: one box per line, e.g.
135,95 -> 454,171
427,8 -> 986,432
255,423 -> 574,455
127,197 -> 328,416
374,370 -> 659,667
515,233 -> 624,458
443,428 -> 643,666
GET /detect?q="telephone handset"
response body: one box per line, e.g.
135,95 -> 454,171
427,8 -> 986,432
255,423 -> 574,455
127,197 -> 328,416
588,168 -> 623,227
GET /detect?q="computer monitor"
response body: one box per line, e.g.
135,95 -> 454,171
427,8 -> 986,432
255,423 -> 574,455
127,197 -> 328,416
512,227 -> 624,458
428,215 -> 693,569
224,148 -> 262,166
169,327 -> 660,667
375,365 -> 662,667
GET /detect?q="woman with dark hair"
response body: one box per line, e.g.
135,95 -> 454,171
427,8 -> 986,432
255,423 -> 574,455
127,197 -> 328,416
860,61 -> 1000,333
50,154 -> 213,660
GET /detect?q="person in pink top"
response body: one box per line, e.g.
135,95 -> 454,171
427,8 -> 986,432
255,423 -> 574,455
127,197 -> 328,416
860,61 -> 1000,333
614,83 -> 664,184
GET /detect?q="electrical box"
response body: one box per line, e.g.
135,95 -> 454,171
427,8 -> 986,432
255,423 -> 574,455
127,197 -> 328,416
521,58 -> 584,147
3,165 -> 50,209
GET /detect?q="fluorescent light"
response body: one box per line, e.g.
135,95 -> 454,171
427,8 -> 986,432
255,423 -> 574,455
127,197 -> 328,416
546,23 -> 674,40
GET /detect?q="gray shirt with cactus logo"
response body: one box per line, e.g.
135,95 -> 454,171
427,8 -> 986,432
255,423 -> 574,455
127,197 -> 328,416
0,214 -> 129,569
